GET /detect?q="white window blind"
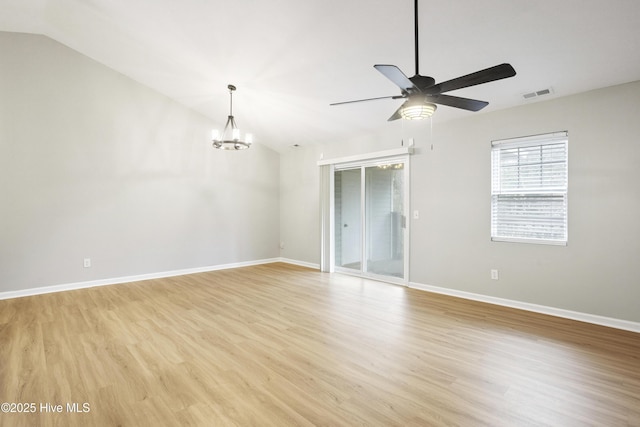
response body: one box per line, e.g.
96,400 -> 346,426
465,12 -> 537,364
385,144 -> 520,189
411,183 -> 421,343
491,132 -> 568,245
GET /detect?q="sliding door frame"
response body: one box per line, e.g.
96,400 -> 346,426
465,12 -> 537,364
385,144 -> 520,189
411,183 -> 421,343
329,154 -> 410,286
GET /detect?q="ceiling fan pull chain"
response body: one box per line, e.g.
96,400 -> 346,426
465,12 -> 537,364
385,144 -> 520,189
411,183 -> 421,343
430,114 -> 433,143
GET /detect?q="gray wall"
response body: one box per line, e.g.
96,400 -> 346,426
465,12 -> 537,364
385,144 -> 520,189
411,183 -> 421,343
0,32 -> 280,292
280,81 -> 640,323
279,144 -> 323,264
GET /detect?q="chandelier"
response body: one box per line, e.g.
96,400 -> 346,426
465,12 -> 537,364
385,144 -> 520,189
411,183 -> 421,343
212,84 -> 253,150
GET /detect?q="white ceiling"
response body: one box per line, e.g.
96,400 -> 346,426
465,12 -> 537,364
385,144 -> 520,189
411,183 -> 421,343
2,0 -> 640,152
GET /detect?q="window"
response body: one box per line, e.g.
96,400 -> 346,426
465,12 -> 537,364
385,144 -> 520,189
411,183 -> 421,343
491,132 -> 568,245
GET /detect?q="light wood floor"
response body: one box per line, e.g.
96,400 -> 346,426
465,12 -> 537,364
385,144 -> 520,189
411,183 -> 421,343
1,263 -> 639,426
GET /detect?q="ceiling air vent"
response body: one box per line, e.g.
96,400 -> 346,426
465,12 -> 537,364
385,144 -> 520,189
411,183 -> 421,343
523,87 -> 554,100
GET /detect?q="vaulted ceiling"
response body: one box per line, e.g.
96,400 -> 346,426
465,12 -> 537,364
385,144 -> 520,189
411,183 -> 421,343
2,0 -> 640,151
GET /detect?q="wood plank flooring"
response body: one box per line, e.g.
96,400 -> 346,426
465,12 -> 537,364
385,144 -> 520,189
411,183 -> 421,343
1,262 -> 639,426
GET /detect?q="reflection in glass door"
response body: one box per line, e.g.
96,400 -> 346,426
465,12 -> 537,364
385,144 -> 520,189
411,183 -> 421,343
334,169 -> 362,271
365,163 -> 405,278
333,159 -> 407,282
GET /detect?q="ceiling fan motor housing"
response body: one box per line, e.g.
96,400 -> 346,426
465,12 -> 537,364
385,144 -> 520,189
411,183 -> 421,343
409,75 -> 436,92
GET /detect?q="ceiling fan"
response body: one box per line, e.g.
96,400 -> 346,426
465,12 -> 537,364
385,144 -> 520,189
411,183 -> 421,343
330,0 -> 516,121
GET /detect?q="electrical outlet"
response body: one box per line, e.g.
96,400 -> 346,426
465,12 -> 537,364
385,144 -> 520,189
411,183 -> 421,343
84,258 -> 91,268
491,269 -> 499,280
279,242 -> 285,249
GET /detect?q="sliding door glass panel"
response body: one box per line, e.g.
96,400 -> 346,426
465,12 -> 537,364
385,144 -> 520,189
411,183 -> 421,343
334,168 -> 362,271
365,163 -> 404,278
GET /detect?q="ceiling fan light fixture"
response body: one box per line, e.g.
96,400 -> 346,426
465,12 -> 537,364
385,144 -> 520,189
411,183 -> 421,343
401,101 -> 437,120
212,84 -> 252,150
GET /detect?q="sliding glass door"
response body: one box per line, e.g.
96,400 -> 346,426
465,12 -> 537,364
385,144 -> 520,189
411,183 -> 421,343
333,158 -> 408,283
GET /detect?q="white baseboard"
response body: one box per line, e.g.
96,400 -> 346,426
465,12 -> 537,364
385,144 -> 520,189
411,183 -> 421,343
409,281 -> 640,334
0,258 -> 282,301
277,258 -> 320,270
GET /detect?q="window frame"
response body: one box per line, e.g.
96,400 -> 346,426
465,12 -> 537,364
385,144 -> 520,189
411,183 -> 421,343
490,131 -> 568,246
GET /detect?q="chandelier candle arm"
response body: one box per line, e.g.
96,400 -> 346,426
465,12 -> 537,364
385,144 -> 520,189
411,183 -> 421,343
212,84 -> 253,150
